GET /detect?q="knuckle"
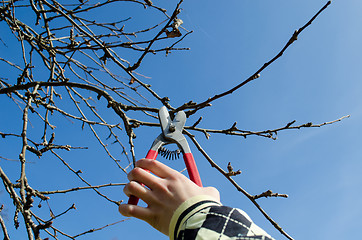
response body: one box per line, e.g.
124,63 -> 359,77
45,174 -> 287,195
153,179 -> 169,193
136,158 -> 152,167
127,181 -> 140,192
147,159 -> 158,168
119,204 -> 136,217
165,179 -> 182,193
142,158 -> 158,169
132,167 -> 143,174
170,173 -> 187,183
153,179 -> 165,189
127,205 -> 137,216
124,181 -> 140,196
128,167 -> 142,180
118,204 -> 131,217
137,159 -> 162,171
123,183 -> 130,195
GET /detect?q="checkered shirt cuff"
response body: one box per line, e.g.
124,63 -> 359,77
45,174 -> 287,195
169,195 -> 274,240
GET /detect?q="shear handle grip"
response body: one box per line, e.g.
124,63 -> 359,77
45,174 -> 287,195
127,150 -> 158,205
183,153 -> 203,187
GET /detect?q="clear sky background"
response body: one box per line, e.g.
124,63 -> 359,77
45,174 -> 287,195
1,0 -> 361,240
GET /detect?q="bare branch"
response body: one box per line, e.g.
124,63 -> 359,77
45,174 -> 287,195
185,131 -> 294,240
253,190 -> 289,200
40,183 -> 126,195
0,205 -> 10,240
180,1 -> 332,115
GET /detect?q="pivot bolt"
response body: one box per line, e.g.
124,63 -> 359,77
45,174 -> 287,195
169,124 -> 176,132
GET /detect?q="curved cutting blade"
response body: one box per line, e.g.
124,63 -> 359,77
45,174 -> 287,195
173,110 -> 186,132
158,106 -> 172,134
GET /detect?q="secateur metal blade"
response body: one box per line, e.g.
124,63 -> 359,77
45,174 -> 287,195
157,106 -> 191,154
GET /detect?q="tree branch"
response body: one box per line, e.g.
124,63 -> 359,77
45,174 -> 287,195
180,1 -> 332,115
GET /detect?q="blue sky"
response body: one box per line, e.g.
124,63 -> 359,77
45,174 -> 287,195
1,0 -> 361,239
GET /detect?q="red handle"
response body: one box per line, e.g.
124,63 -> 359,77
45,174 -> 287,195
127,150 -> 202,204
183,153 -> 202,187
127,150 -> 158,205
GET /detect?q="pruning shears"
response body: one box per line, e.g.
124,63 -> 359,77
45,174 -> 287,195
128,106 -> 202,205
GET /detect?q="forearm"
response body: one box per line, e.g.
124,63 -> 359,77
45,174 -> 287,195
169,195 -> 274,240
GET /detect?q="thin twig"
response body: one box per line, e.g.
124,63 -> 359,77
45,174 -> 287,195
40,183 -> 126,195
180,1 -> 332,115
185,131 -> 294,240
0,205 -> 10,240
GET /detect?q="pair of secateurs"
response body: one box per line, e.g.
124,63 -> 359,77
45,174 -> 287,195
128,106 -> 202,205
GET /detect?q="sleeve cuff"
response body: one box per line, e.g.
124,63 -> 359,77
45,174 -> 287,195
168,195 -> 221,240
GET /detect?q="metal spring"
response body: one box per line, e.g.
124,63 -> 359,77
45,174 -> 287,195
158,147 -> 181,160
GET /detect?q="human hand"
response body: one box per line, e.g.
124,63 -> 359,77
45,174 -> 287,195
118,158 -> 220,236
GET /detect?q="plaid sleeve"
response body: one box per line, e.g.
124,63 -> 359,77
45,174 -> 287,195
169,195 -> 274,240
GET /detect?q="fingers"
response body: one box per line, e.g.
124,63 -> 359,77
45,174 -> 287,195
118,203 -> 152,222
123,180 -> 156,205
124,159 -> 177,205
128,166 -> 163,191
136,158 -> 178,179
